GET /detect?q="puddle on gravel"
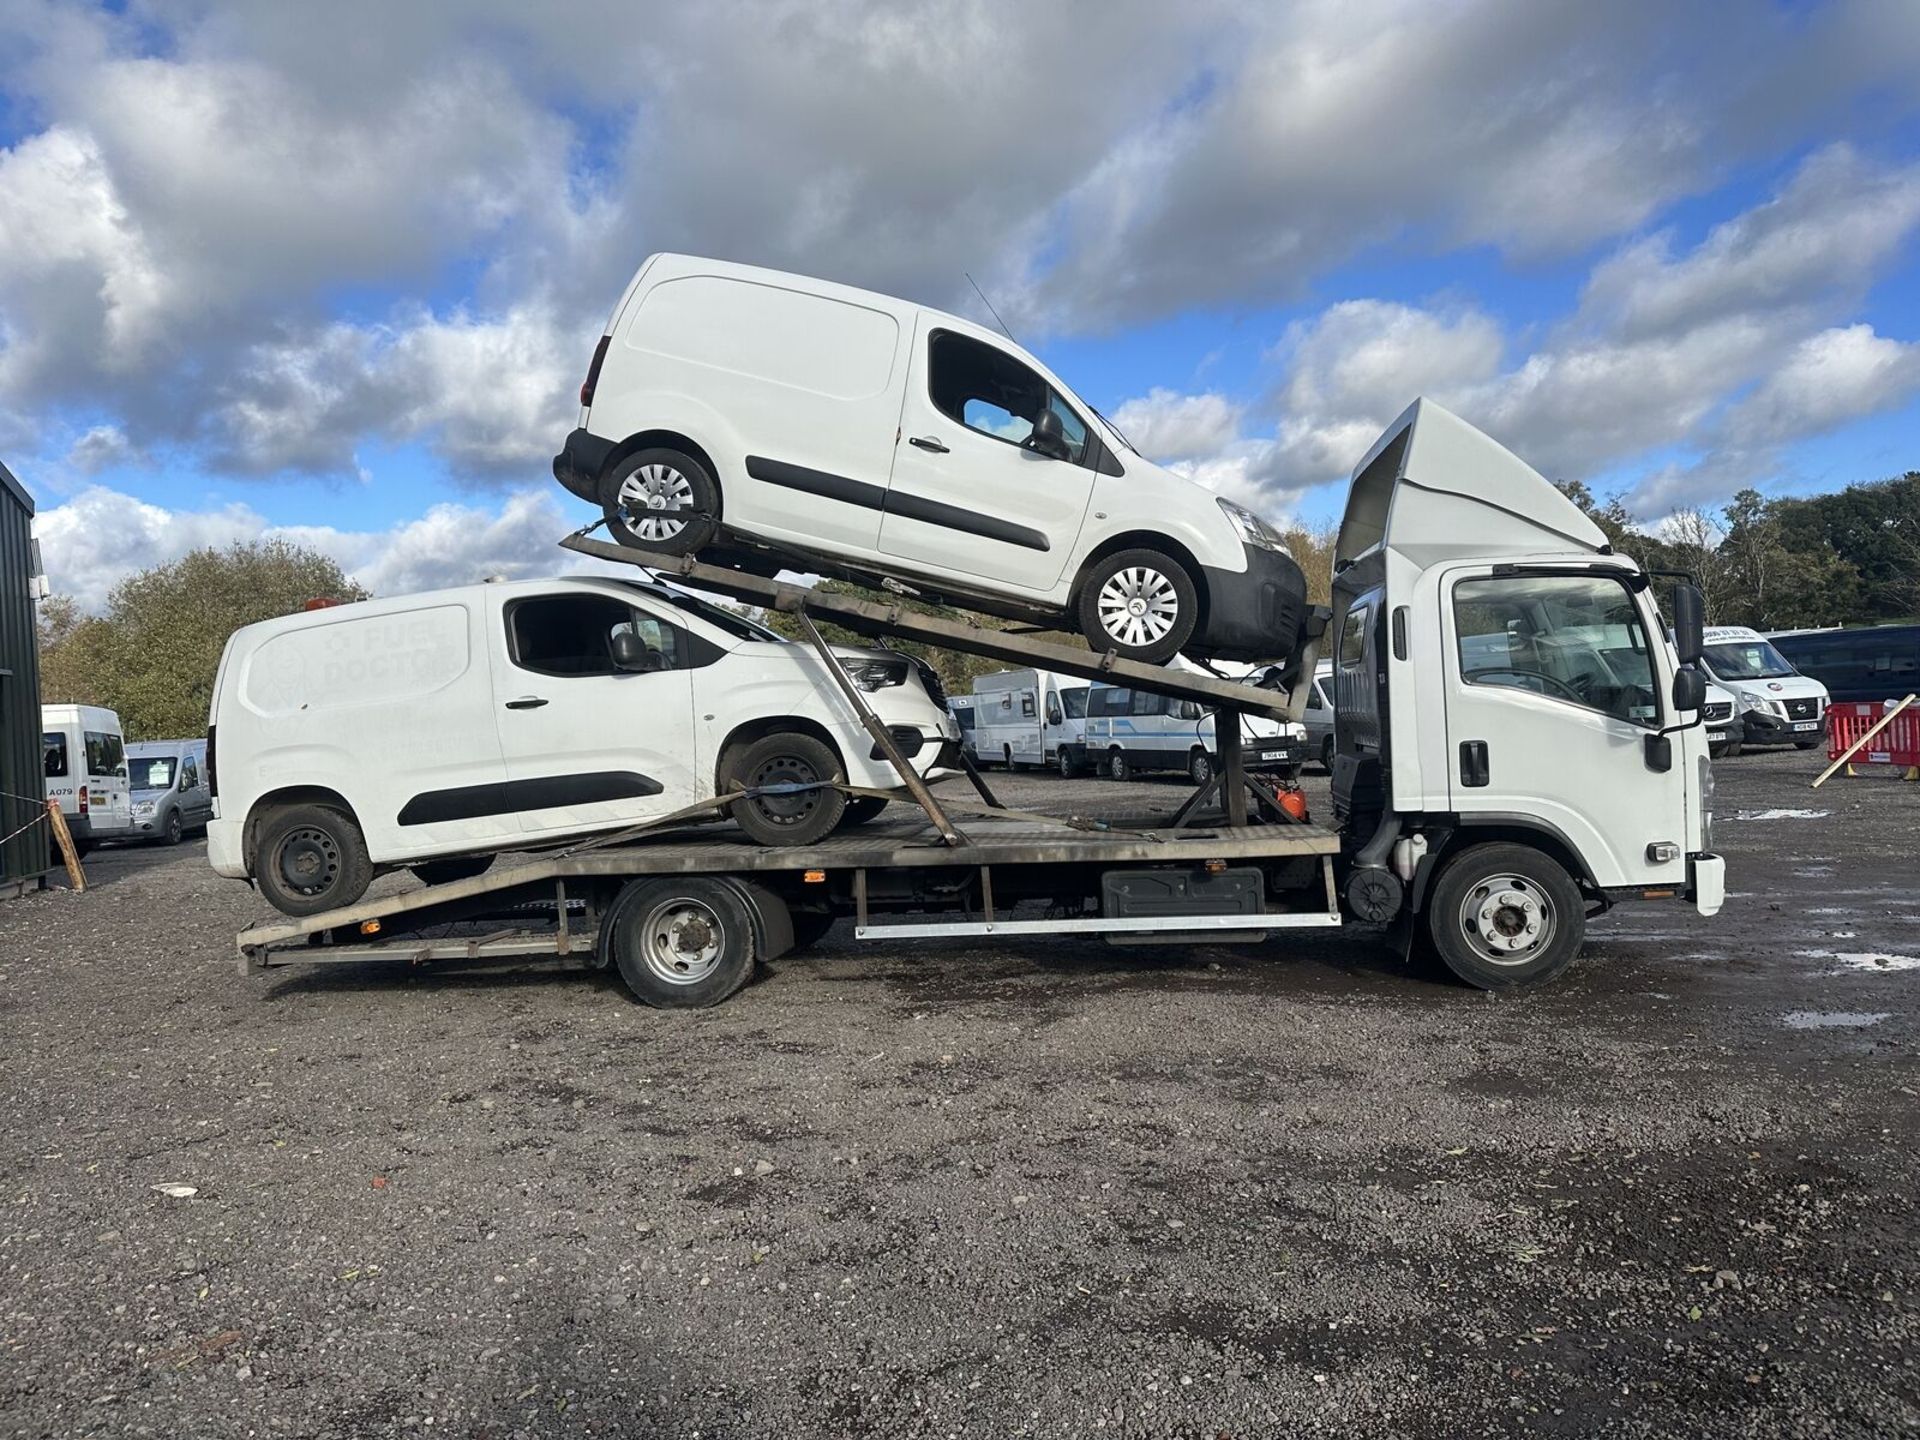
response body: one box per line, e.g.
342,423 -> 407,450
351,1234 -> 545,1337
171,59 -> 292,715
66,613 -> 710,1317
1781,1010 -> 1893,1029
1733,808 -> 1831,821
1796,949 -> 1920,973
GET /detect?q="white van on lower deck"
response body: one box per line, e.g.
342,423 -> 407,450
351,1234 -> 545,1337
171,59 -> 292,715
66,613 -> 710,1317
208,575 -> 958,916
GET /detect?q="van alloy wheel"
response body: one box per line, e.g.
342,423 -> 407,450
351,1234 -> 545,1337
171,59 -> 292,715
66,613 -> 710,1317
1457,874 -> 1556,967
1095,567 -> 1180,651
616,463 -> 696,543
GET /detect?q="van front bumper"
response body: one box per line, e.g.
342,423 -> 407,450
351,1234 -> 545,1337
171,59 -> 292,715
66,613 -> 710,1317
553,427 -> 618,502
1195,545 -> 1309,664
1741,707 -> 1825,744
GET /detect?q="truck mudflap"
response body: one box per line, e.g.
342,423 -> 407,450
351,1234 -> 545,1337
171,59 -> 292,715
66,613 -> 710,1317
1687,853 -> 1726,917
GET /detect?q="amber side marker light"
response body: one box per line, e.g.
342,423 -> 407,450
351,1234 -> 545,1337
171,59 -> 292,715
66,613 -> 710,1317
803,870 -> 827,884
1203,859 -> 1228,875
360,920 -> 382,936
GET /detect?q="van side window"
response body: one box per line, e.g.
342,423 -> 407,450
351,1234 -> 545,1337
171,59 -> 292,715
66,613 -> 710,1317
1338,607 -> 1369,666
43,732 -> 68,778
1129,690 -> 1166,716
510,594 -> 682,677
84,730 -> 125,777
1020,694 -> 1036,718
1453,573 -> 1658,726
181,757 -> 200,790
927,331 -> 1088,464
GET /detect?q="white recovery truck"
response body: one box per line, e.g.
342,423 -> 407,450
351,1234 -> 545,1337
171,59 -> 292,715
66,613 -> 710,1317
235,400 -> 1723,1004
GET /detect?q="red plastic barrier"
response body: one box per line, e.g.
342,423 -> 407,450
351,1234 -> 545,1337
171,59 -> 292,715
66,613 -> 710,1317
1826,699 -> 1920,768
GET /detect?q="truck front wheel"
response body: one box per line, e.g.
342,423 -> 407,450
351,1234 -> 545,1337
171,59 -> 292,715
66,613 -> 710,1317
1426,842 -> 1585,990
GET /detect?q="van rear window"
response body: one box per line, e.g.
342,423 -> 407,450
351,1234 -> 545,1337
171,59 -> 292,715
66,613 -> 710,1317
631,275 -> 900,401
43,732 -> 67,778
84,730 -> 125,777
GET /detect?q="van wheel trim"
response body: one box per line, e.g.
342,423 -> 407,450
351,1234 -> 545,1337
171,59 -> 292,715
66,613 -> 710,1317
617,463 -> 696,542
1095,567 -> 1180,648
637,897 -> 727,986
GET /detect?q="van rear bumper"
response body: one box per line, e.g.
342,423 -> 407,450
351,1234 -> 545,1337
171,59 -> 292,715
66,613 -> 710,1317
553,427 -> 617,501
1195,546 -> 1309,663
207,818 -> 248,878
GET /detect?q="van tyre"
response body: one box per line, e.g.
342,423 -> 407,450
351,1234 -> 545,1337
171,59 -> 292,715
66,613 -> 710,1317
255,803 -> 373,917
601,447 -> 720,556
1077,549 -> 1198,664
1106,750 -> 1131,782
411,854 -> 495,886
723,732 -> 848,846
1188,749 -> 1214,786
162,811 -> 183,846
1426,842 -> 1585,990
1321,736 -> 1336,772
606,877 -> 758,1008
1057,749 -> 1080,778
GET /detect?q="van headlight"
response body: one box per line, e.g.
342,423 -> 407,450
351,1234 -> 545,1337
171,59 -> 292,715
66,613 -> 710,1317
843,657 -> 909,692
133,799 -> 156,816
1217,498 -> 1291,555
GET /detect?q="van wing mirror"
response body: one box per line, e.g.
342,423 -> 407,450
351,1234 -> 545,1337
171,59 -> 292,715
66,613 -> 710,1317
1672,582 -> 1705,665
610,630 -> 649,672
1025,407 -> 1071,461
1672,666 -> 1706,714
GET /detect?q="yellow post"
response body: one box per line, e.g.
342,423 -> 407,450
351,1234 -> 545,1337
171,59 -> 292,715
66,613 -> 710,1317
44,799 -> 86,892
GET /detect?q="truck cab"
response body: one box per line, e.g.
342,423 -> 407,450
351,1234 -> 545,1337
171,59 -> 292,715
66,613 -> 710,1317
1326,400 -> 1722,987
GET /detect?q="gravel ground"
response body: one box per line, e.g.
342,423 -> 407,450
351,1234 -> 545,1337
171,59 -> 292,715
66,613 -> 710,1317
2,747 -> 1916,1438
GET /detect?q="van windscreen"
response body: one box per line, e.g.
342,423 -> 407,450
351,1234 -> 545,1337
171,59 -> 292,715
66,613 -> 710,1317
1703,640 -> 1796,680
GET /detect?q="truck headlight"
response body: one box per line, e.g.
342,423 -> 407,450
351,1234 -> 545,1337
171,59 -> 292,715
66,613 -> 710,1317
1217,498 -> 1291,555
843,657 -> 909,692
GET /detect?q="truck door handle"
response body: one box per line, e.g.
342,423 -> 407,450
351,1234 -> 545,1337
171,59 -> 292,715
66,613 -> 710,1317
909,435 -> 949,453
1459,739 -> 1489,787
504,696 -> 549,710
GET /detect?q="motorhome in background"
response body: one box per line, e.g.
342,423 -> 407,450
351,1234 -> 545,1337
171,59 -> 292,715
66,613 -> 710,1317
969,669 -> 1091,773
1767,625 -> 1920,705
1698,625 -> 1829,749
41,704 -> 131,855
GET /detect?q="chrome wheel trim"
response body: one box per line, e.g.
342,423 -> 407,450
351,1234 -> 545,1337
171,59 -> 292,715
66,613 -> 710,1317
639,898 -> 725,985
616,463 -> 696,542
1458,874 -> 1555,966
1095,566 -> 1179,649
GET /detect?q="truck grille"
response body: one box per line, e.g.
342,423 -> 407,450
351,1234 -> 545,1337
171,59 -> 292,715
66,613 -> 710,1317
1785,697 -> 1820,721
1703,702 -> 1734,723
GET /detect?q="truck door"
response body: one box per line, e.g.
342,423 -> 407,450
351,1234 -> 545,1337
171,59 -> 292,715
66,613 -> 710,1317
1441,566 -> 1688,888
882,318 -> 1095,591
487,588 -> 700,839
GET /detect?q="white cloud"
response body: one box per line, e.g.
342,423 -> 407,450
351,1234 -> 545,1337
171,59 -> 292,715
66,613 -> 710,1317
31,485 -> 601,610
1110,388 -> 1243,462
1727,325 -> 1920,445
64,425 -> 139,474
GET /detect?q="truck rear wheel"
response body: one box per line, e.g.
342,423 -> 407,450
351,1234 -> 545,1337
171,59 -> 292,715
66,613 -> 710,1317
1426,842 -> 1584,990
255,803 -> 374,917
722,732 -> 848,846
605,877 -> 757,1007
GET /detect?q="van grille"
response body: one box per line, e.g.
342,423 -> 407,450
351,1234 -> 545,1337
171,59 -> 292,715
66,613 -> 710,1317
1703,702 -> 1734,723
1785,697 -> 1820,721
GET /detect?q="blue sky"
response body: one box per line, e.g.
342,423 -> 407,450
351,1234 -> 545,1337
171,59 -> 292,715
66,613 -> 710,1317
2,0 -> 1917,605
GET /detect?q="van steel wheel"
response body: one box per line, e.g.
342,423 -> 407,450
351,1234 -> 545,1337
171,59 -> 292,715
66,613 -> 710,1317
1188,749 -> 1213,786
1426,842 -> 1584,990
724,732 -> 848,846
1107,750 -> 1130,781
606,878 -> 757,1008
163,810 -> 183,845
1076,549 -> 1198,664
600,447 -> 720,555
254,803 -> 374,917
1321,736 -> 1335,772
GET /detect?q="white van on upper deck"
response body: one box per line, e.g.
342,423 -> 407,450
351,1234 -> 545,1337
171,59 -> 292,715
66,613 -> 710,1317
552,254 -> 1307,665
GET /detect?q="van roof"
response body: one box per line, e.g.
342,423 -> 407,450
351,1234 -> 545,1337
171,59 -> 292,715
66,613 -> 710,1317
226,573 -> 708,640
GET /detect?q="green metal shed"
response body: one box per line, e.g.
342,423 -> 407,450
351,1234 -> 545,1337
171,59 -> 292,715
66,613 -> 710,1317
0,460 -> 52,893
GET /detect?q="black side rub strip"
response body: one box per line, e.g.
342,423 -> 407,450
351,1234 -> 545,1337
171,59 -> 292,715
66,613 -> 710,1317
399,771 -> 663,826
745,454 -> 1050,552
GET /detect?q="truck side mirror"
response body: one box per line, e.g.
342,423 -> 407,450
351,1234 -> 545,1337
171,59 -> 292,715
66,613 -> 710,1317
1672,667 -> 1706,714
1672,583 -> 1704,665
1025,407 -> 1071,462
610,630 -> 650,672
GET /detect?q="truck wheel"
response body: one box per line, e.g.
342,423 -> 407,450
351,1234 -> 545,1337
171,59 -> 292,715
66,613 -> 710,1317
841,796 -> 888,827
723,732 -> 847,846
605,877 -> 757,1007
600,447 -> 720,556
410,854 -> 495,886
1106,750 -> 1130,781
1427,842 -> 1585,990
1188,749 -> 1214,786
163,811 -> 184,846
254,803 -> 374,917
1076,549 -> 1198,663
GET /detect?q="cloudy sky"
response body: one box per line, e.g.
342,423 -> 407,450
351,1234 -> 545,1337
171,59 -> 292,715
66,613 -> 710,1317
3,0 -> 1918,606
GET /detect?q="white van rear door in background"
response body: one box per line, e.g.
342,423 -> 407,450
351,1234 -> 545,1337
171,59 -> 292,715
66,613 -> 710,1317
486,588 -> 698,838
881,316 -> 1095,591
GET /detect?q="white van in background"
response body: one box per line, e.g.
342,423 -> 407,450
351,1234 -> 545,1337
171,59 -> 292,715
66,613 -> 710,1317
969,669 -> 1091,774
207,574 -> 958,916
1699,625 -> 1829,749
41,704 -> 131,854
1083,681 -> 1307,785
551,254 -> 1308,664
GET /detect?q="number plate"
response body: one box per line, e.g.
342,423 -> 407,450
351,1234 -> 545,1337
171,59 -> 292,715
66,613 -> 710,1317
1792,721 -> 1819,732
1250,748 -> 1296,765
